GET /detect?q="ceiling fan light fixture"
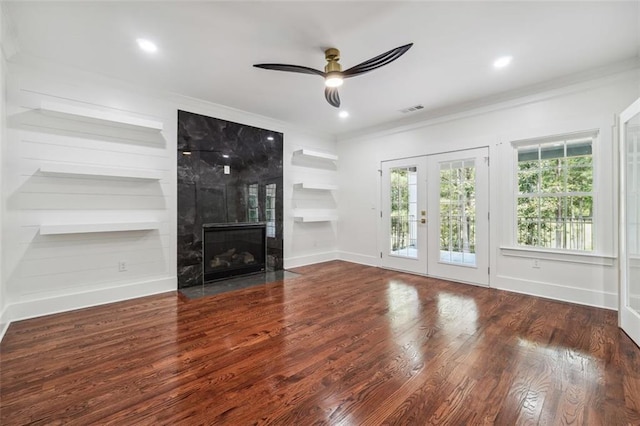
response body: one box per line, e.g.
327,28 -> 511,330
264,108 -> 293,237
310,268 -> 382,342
325,72 -> 343,88
253,43 -> 413,107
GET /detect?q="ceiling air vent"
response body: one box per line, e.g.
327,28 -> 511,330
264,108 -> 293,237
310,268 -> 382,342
399,104 -> 425,114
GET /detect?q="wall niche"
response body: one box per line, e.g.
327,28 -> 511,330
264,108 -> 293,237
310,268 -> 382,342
177,110 -> 283,288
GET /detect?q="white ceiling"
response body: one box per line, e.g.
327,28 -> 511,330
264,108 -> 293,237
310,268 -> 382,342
5,1 -> 640,137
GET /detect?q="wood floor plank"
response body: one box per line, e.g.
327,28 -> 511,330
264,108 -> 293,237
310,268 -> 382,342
1,260 -> 639,424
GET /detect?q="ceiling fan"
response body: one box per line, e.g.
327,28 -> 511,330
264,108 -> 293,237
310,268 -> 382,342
253,43 -> 413,108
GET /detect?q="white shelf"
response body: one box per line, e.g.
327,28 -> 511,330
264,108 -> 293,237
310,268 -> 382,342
39,163 -> 163,180
39,101 -> 164,132
40,221 -> 160,235
293,182 -> 337,191
292,149 -> 338,162
294,216 -> 338,223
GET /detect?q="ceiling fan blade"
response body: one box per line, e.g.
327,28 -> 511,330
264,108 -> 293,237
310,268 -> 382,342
342,43 -> 413,78
324,87 -> 340,108
253,63 -> 325,77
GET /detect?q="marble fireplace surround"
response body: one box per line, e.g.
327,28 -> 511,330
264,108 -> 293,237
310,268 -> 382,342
177,110 -> 283,288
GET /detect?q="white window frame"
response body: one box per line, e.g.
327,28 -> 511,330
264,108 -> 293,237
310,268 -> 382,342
510,129 -> 602,256
513,130 -> 597,252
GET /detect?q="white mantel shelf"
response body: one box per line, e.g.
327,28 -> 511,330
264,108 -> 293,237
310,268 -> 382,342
294,216 -> 338,223
39,163 -> 163,180
293,182 -> 338,191
40,221 -> 160,235
292,149 -> 338,162
39,100 -> 164,132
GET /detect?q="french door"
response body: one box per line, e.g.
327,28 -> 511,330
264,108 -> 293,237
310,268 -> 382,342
380,157 -> 428,274
380,148 -> 489,286
427,148 -> 489,286
620,98 -> 640,347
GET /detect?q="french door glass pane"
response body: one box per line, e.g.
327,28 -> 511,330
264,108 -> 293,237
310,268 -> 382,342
626,112 -> 640,314
439,160 -> 476,266
390,166 -> 418,258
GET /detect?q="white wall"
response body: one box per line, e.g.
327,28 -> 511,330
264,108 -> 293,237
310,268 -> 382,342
337,69 -> 640,309
0,3 -> 7,339
285,135 -> 339,268
4,63 -> 176,322
0,58 -> 336,329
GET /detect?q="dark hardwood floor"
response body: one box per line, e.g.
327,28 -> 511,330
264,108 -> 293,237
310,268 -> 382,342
1,261 -> 639,425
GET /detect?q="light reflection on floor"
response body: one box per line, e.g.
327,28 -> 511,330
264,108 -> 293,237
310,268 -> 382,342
387,280 -> 423,365
436,292 -> 479,335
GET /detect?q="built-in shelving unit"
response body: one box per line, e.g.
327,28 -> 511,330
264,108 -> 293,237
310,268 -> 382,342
40,221 -> 160,235
39,100 -> 164,132
292,148 -> 338,162
294,215 -> 338,223
293,182 -> 337,191
292,147 -> 339,224
39,162 -> 163,180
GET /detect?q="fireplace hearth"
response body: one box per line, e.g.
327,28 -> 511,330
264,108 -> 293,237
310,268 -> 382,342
203,223 -> 266,282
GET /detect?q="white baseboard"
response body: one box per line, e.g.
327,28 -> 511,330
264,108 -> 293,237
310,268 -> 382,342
338,251 -> 379,267
328,252 -> 617,310
284,251 -> 338,269
0,304 -> 10,342
3,276 -> 176,327
493,274 -> 618,310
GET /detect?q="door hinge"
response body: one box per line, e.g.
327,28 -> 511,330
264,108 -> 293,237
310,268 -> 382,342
380,252 -> 383,258
488,267 -> 490,275
380,211 -> 383,218
378,169 -> 382,176
488,211 -> 490,220
484,156 -> 490,166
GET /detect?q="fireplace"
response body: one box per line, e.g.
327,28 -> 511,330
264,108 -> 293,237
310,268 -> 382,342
203,223 -> 267,282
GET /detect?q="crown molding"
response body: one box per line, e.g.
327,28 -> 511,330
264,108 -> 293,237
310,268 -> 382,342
337,57 -> 640,143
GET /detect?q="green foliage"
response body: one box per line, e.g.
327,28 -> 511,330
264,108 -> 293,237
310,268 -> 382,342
439,165 -> 476,255
517,146 -> 593,250
390,168 -> 411,251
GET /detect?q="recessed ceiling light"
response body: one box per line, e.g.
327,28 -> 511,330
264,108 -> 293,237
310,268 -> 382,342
267,136 -> 274,141
493,56 -> 512,69
339,111 -> 349,119
137,38 -> 158,53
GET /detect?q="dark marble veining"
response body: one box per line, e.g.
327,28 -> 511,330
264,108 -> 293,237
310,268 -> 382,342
177,110 -> 283,288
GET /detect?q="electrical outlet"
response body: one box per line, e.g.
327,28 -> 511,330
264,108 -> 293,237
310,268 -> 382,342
118,261 -> 127,272
532,259 -> 540,269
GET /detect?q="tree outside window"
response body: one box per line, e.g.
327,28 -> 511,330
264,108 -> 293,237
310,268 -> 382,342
516,137 -> 594,251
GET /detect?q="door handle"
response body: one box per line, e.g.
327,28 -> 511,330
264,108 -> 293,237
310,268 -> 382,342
421,218 -> 426,224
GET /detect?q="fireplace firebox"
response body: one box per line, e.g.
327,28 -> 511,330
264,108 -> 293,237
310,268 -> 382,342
203,223 -> 267,282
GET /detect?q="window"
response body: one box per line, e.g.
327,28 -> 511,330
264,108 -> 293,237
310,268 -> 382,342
265,183 -> 276,238
516,134 -> 595,251
247,184 -> 259,222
